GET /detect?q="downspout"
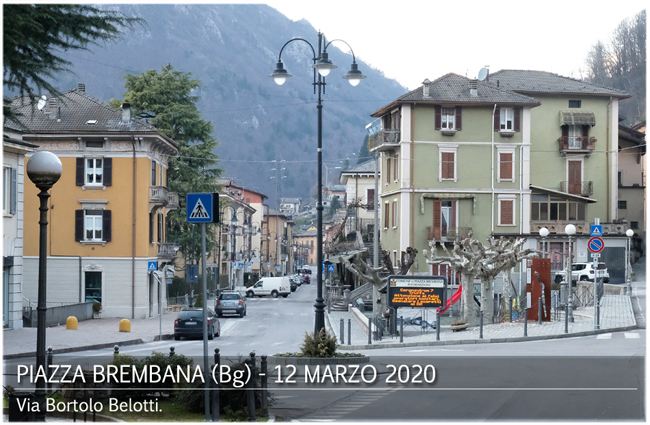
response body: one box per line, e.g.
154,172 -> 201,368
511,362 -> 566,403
131,136 -> 137,319
606,97 -> 612,222
491,104 -> 497,233
410,104 -> 415,274
520,145 -> 523,235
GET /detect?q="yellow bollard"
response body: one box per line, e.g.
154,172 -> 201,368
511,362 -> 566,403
66,316 -> 78,330
119,318 -> 131,333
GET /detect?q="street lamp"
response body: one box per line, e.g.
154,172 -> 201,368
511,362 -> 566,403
539,227 -> 549,257
626,228 -> 634,295
26,151 -> 62,421
565,224 -> 576,323
271,32 -> 365,334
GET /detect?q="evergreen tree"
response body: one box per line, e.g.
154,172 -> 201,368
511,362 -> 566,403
110,65 -> 222,262
3,4 -> 143,124
357,134 -> 371,164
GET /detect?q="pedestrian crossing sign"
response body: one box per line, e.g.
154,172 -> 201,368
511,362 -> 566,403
591,225 -> 603,237
186,193 -> 219,223
148,261 -> 158,272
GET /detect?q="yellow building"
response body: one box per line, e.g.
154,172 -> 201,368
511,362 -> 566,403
8,85 -> 179,319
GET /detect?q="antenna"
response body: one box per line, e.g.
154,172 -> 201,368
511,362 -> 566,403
478,67 -> 489,82
37,95 -> 47,110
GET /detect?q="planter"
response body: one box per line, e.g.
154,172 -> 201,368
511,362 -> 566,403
451,324 -> 468,332
268,356 -> 369,367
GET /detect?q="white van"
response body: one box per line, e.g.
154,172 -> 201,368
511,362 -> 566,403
246,277 -> 291,298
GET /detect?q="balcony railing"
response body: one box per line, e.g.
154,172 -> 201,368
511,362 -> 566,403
427,226 -> 472,243
557,136 -> 597,154
150,186 -> 169,204
368,129 -> 400,152
157,243 -> 178,260
559,181 -> 593,197
166,192 -> 179,210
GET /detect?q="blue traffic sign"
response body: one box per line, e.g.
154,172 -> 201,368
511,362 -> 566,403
590,225 -> 603,237
148,261 -> 158,272
328,264 -> 335,272
588,237 -> 605,253
186,193 -> 219,223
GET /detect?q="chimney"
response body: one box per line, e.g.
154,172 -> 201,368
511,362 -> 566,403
77,83 -> 85,93
48,98 -> 58,119
422,79 -> 432,98
469,79 -> 479,97
122,103 -> 131,123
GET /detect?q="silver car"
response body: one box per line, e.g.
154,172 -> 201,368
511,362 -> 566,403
215,291 -> 247,318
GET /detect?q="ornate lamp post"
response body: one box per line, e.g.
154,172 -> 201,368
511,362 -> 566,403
270,32 -> 366,333
565,224 -> 576,322
626,229 -> 634,295
539,227 -> 549,257
26,151 -> 62,421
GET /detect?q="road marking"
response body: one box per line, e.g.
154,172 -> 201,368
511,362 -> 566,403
596,333 -> 612,339
624,332 -> 640,339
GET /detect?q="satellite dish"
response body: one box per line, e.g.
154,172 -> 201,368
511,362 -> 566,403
478,67 -> 489,82
37,95 -> 47,110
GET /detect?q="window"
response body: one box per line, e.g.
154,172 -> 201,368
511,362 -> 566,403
432,200 -> 456,240
440,201 -> 452,237
76,157 -> 112,187
499,198 -> 515,226
366,188 -> 375,211
531,195 -> 586,221
159,166 -> 164,188
392,200 -> 398,228
3,167 -> 16,215
569,100 -> 582,108
440,151 -> 456,181
75,209 -> 111,243
85,140 -> 103,148
151,160 -> 157,186
499,152 -> 514,181
157,211 -> 164,243
500,108 -> 514,131
384,202 -> 389,229
631,221 -> 639,229
567,125 -> 582,149
441,108 -> 455,130
618,200 -> 627,209
85,271 -> 102,303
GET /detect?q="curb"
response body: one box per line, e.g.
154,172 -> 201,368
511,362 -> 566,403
338,325 -> 639,351
3,338 -> 145,360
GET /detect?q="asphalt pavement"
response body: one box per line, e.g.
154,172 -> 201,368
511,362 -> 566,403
2,258 -> 644,359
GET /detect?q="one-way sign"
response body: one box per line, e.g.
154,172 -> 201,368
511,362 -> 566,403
186,193 -> 219,223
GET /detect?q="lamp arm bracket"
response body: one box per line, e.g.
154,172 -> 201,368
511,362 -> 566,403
278,38 -> 317,62
324,39 -> 357,62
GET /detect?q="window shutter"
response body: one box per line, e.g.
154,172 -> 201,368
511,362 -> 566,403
441,152 -> 454,179
367,189 -> 375,211
582,125 -> 589,137
455,107 -> 462,131
149,212 -> 154,243
157,212 -> 163,243
76,158 -> 84,186
386,157 -> 391,184
103,210 -> 112,242
451,200 -> 456,230
384,203 -> 389,228
75,210 -> 84,241
500,153 -> 513,180
103,158 -> 112,186
514,108 -> 521,132
501,200 -> 513,225
433,200 -> 441,240
10,168 -> 17,215
494,108 -> 501,131
394,154 -> 399,181
435,106 -> 441,130
561,125 -> 569,137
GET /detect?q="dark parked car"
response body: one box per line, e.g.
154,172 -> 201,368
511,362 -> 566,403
301,274 -> 311,284
215,291 -> 246,318
174,308 -> 220,340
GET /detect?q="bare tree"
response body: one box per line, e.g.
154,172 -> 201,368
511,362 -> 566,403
426,233 -> 539,323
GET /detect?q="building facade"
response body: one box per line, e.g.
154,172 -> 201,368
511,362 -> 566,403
8,85 -> 180,319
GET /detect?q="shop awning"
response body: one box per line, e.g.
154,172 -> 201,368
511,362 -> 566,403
559,111 -> 596,126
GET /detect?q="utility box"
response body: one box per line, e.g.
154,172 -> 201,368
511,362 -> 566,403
8,392 -> 35,422
526,258 -> 552,322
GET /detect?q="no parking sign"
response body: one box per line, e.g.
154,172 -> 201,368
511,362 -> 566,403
588,237 -> 605,253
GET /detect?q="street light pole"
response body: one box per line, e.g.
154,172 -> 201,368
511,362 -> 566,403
26,151 -> 62,422
270,32 -> 365,334
565,224 -> 576,323
626,229 -> 634,295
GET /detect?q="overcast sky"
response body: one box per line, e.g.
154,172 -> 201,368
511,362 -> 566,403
264,0 -> 646,90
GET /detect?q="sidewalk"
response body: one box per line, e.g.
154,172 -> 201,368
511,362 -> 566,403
325,294 -> 637,351
3,267 -> 642,358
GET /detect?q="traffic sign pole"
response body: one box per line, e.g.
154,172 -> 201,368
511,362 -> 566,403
201,222 -> 210,421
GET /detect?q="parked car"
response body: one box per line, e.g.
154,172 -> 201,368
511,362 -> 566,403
215,291 -> 246,318
246,277 -> 291,298
174,307 -> 220,340
300,274 -> 311,284
556,262 -> 610,284
289,278 -> 298,292
291,274 -> 302,286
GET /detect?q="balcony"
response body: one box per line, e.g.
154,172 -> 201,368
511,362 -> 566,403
368,130 -> 400,152
427,226 -> 472,243
558,136 -> 597,156
157,243 -> 178,260
530,221 -> 629,235
559,181 -> 593,197
150,186 -> 179,210
166,192 -> 179,210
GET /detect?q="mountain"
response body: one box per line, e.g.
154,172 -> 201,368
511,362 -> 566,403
45,4 -> 406,203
